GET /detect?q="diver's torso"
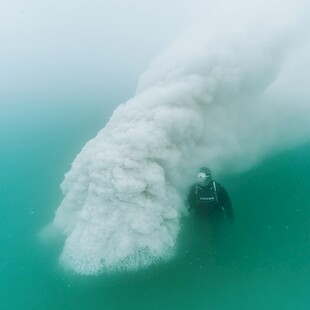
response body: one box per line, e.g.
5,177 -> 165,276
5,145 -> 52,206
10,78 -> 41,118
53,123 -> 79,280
194,183 -> 223,217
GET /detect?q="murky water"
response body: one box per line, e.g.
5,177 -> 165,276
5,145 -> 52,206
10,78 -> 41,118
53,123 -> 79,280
1,105 -> 309,309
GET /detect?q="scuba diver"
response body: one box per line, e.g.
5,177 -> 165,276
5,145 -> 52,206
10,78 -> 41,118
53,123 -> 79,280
187,167 -> 233,220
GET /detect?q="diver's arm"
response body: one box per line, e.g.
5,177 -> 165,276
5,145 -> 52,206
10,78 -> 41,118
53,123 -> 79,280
220,186 -> 234,220
187,185 -> 196,212
223,198 -> 234,219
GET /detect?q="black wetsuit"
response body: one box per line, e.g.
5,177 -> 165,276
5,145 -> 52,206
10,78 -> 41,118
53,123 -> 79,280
187,181 -> 233,219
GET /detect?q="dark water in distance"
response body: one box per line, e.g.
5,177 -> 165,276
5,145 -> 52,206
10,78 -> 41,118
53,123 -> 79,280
1,105 -> 309,309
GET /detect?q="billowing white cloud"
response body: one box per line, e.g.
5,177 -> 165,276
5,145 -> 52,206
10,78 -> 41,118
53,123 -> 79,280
41,0 -> 310,275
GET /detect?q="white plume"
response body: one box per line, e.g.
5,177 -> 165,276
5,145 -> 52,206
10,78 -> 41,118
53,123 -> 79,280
50,0 -> 310,275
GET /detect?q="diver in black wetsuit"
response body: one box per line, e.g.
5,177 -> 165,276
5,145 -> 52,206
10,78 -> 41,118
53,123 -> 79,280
187,167 -> 233,220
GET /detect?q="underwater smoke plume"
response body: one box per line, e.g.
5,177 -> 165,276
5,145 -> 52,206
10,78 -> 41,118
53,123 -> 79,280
47,0 -> 310,275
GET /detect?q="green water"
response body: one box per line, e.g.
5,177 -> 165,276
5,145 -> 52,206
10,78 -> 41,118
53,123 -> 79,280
1,104 -> 310,309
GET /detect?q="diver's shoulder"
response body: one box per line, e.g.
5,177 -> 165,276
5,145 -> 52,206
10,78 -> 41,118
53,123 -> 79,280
213,181 -> 226,191
189,183 -> 198,192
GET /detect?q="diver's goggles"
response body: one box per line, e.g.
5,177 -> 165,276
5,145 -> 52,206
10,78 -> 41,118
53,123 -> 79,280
197,172 -> 211,181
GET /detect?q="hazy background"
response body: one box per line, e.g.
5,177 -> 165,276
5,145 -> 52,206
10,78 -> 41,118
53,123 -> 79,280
1,0 -> 212,171
1,0 -> 310,309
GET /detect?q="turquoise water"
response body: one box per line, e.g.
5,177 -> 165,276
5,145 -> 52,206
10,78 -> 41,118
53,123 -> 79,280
1,103 -> 310,309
